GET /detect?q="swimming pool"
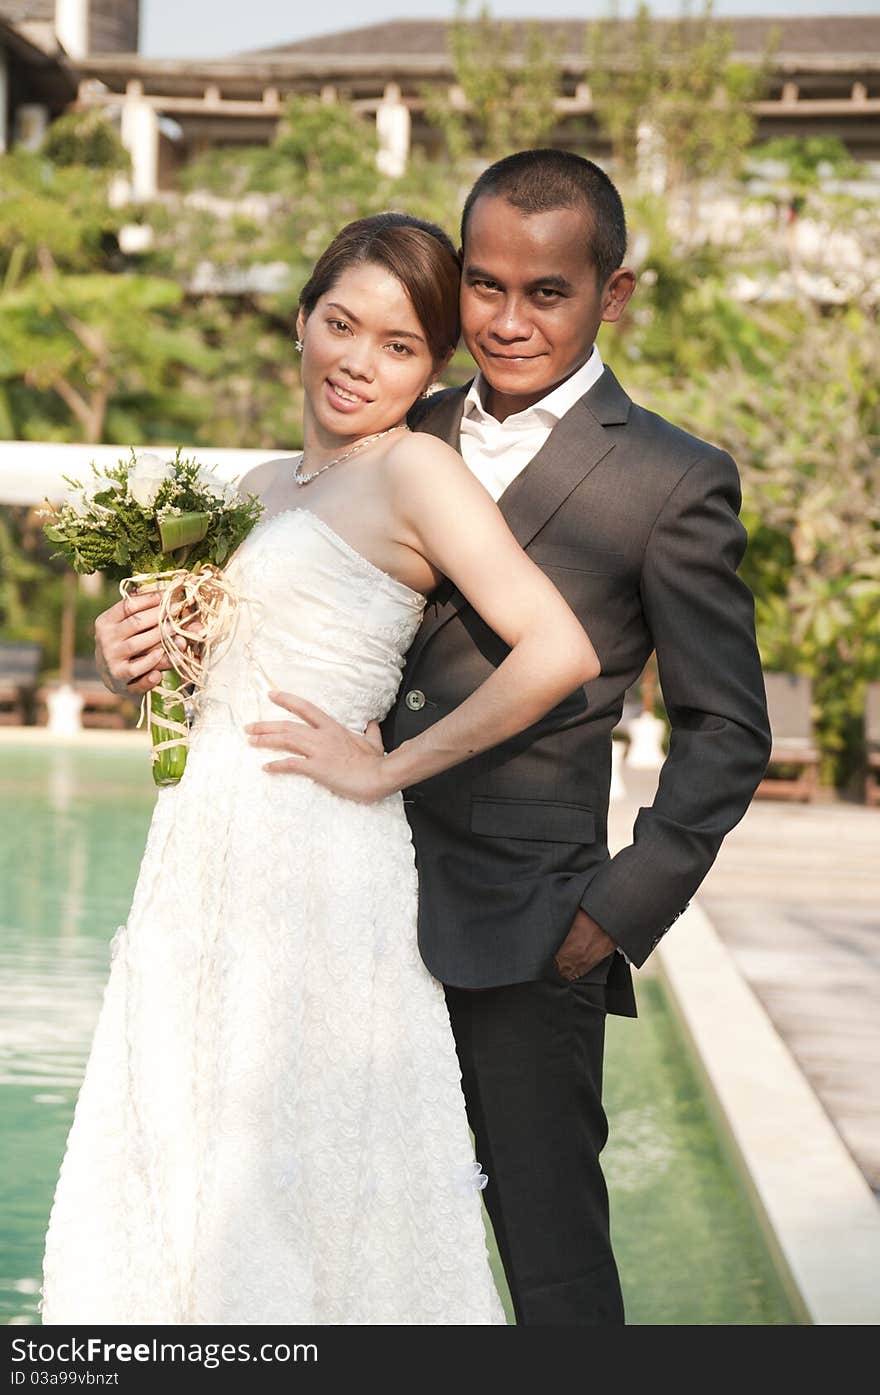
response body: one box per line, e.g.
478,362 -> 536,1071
0,742 -> 796,1325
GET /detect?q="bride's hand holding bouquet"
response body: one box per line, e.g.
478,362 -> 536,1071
44,450 -> 262,785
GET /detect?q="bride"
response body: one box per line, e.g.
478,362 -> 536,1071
40,212 -> 599,1325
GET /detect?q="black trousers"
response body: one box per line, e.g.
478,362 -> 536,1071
445,978 -> 625,1326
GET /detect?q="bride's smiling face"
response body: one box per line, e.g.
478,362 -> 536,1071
297,262 -> 437,442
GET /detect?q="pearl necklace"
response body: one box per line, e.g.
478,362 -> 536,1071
293,424 -> 408,486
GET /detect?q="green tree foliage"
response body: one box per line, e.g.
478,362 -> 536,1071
710,316 -> 879,785
40,108 -> 131,172
170,96 -> 385,287
614,194 -> 783,380
0,506 -> 44,634
0,141 -> 217,445
746,138 -> 867,302
1,82 -> 877,785
0,134 -> 217,657
0,149 -> 124,282
425,0 -> 561,164
0,499 -> 115,669
1,268 -> 215,444
603,215 -> 879,785
180,300 -> 303,452
751,136 -> 859,209
588,1 -> 770,190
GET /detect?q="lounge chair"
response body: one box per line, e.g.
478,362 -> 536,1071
865,681 -> 880,808
755,671 -> 820,802
0,641 -> 42,725
75,656 -> 137,728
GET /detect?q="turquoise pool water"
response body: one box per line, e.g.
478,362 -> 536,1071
0,743 -> 796,1325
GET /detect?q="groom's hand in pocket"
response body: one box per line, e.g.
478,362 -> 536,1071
554,908 -> 617,983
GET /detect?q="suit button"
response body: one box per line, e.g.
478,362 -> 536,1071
405,689 -> 426,711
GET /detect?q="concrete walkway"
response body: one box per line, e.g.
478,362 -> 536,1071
611,765 -> 880,1199
610,763 -> 880,1323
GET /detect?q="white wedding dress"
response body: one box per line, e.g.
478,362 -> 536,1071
41,507 -> 505,1326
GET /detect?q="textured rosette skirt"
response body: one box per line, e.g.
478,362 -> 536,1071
40,721 -> 504,1325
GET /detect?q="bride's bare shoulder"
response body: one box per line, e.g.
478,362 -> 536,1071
236,454 -> 297,500
384,429 -> 469,486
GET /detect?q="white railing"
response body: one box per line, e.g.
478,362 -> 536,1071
0,441 -> 284,506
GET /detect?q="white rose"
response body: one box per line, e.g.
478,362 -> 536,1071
82,470 -> 119,502
128,453 -> 175,509
196,465 -> 233,502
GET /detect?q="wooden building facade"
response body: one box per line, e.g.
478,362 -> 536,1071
72,15 -> 880,194
2,14 -> 879,192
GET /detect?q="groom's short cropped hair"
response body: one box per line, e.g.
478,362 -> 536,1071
461,149 -> 627,286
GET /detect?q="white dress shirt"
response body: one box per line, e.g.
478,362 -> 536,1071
459,345 -> 605,500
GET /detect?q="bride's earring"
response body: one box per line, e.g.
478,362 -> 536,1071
295,338 -> 304,353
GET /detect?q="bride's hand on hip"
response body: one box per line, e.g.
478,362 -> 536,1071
245,693 -> 391,803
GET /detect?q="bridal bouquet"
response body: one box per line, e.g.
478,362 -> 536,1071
44,450 -> 263,786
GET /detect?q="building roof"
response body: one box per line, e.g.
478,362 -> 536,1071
74,12 -> 880,103
0,1 -> 55,28
240,15 -> 880,65
0,10 -> 79,103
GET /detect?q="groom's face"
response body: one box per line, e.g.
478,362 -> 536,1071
460,194 -> 634,420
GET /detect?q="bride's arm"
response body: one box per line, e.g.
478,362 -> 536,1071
379,434 -> 599,791
248,435 -> 600,800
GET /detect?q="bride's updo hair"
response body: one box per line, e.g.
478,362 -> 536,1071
299,213 -> 461,365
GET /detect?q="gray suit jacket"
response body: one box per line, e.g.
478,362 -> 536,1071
384,367 -> 770,1013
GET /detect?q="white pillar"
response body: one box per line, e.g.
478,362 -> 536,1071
636,120 -> 667,195
55,0 -> 89,59
625,710 -> 667,770
118,81 -> 159,202
46,685 -> 84,736
0,44 -> 7,155
376,83 -> 410,179
13,103 -> 50,150
610,738 -> 627,801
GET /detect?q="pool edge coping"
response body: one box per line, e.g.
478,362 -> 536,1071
0,729 -> 144,748
656,900 -> 880,1327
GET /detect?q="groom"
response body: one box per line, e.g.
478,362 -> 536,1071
388,149 -> 771,1325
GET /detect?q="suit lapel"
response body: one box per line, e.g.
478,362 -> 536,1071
407,367 -> 631,667
497,372 -> 628,549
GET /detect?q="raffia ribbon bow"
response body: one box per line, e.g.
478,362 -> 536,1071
119,565 -> 239,759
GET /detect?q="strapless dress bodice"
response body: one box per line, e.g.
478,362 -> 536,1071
197,508 -> 426,736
